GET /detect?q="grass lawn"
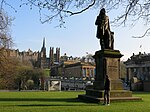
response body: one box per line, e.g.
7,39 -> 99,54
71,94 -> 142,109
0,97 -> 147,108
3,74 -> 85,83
0,91 -> 150,112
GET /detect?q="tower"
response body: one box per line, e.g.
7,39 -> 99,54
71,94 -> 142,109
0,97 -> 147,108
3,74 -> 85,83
41,37 -> 46,58
40,38 -> 47,68
56,47 -> 60,62
49,47 -> 54,67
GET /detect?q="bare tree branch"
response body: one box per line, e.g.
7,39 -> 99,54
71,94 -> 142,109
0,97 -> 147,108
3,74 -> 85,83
132,28 -> 150,38
0,0 -> 17,12
0,0 -> 4,9
20,0 -> 97,26
1,0 -> 150,38
66,0 -> 96,15
0,9 -> 8,30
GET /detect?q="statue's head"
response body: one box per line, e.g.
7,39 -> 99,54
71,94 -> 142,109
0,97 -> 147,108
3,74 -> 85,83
100,8 -> 106,15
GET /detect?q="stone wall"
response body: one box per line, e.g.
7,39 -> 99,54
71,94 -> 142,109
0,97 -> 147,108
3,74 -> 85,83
65,66 -> 82,77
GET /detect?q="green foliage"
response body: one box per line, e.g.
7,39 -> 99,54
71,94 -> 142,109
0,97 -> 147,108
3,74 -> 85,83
26,80 -> 34,90
0,57 -> 45,90
0,91 -> 150,112
43,69 -> 50,77
15,67 -> 44,90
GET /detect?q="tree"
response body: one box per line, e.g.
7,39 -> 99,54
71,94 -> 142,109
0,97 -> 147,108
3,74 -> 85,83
2,0 -> 150,35
0,9 -> 15,88
15,64 -> 46,90
0,57 -> 20,89
0,55 -> 45,90
13,1 -> 145,28
0,9 -> 14,90
0,9 -> 13,72
1,0 -> 150,30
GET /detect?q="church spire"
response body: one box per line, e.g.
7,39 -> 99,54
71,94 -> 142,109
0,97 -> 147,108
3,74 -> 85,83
43,37 -> 45,48
41,37 -> 46,59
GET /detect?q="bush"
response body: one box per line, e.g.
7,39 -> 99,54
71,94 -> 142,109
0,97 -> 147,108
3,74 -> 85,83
26,80 -> 34,90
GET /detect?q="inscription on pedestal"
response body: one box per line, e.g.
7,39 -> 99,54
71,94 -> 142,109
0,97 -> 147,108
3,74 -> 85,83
106,58 -> 120,80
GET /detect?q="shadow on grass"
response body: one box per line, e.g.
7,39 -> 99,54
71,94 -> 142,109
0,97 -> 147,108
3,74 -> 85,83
133,92 -> 150,94
0,98 -> 78,102
0,98 -> 100,107
17,103 -> 98,107
0,97 -> 98,104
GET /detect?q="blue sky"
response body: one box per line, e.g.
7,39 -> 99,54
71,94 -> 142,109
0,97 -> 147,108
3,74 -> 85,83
3,1 -> 150,61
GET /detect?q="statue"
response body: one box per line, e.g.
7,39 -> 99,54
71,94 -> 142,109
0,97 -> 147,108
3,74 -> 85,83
95,8 -> 114,50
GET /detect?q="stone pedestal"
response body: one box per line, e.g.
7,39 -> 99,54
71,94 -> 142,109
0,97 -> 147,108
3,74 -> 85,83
78,49 -> 142,103
93,49 -> 123,90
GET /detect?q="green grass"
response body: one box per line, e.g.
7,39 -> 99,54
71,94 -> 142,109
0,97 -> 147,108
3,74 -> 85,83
0,91 -> 150,112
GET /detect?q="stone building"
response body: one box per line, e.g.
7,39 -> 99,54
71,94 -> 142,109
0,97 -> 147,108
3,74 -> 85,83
5,48 -> 39,65
6,38 -> 95,80
6,38 -> 60,69
50,53 -> 96,78
37,38 -> 60,69
124,52 -> 150,91
64,61 -> 95,79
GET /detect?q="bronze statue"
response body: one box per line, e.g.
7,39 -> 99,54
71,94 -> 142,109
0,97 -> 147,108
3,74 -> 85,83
95,8 -> 114,50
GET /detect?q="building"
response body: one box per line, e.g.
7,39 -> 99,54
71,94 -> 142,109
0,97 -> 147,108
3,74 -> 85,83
38,38 -> 60,69
48,60 -> 96,91
50,53 -> 96,78
64,61 -> 95,79
6,48 -> 39,62
124,52 -> 150,91
6,38 -> 96,80
5,38 -> 60,69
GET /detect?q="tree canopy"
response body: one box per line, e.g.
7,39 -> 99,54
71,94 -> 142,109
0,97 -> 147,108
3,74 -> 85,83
1,0 -> 150,34
0,1 -> 147,23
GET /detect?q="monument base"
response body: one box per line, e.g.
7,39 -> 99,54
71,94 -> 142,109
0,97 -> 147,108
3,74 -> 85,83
86,89 -> 132,97
93,79 -> 124,90
78,94 -> 142,103
78,49 -> 142,103
78,89 -> 142,103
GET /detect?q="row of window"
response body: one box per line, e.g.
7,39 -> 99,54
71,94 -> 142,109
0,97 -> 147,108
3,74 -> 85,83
82,68 -> 96,77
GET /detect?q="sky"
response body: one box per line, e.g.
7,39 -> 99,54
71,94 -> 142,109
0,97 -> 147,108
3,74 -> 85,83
3,1 -> 150,61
